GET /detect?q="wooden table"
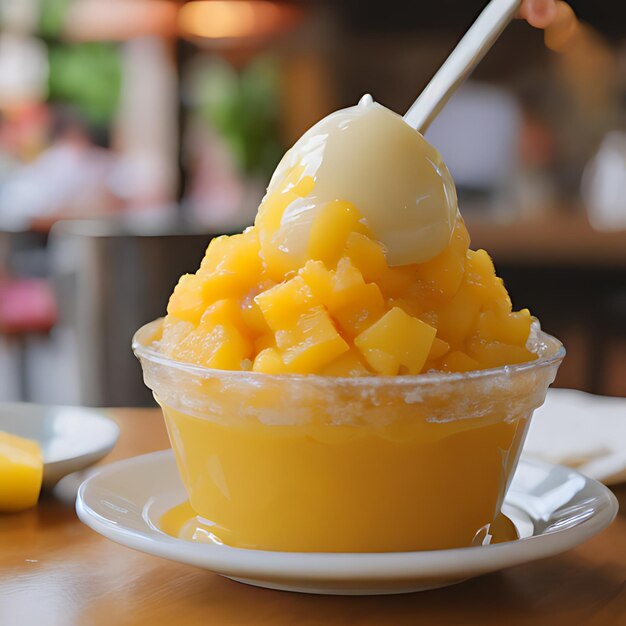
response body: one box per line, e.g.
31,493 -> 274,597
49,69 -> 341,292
1,409 -> 624,625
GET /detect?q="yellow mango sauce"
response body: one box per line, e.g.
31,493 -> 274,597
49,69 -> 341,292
158,399 -> 530,553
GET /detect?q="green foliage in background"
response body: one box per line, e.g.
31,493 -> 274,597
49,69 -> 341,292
38,0 -> 73,38
48,42 -> 121,126
39,0 -> 121,125
195,56 -> 283,178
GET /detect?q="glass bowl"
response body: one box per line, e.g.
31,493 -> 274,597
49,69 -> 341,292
133,319 -> 564,553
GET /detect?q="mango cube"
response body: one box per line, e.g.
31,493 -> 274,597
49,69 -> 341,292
475,308 -> 533,346
159,316 -> 194,355
200,299 -> 246,333
240,296 -> 271,337
320,348 -> 372,377
275,306 -> 349,373
167,230 -> 262,325
329,258 -> 366,302
198,230 -> 262,302
167,273 -> 207,325
255,276 -> 318,332
468,339 -> 537,369
331,283 -> 386,339
308,200 -> 367,267
435,280 -> 482,348
301,258 -> 386,338
465,249 -> 512,313
299,260 -> 333,303
377,265 -> 419,298
172,322 -> 252,370
199,230 -> 260,278
0,431 -> 43,512
429,337 -> 451,360
344,232 -> 387,282
354,307 -> 436,375
439,351 -> 480,373
253,347 -> 290,374
414,218 -> 470,297
256,168 -> 315,281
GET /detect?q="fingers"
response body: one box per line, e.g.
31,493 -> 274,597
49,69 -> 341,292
544,2 -> 579,51
519,1 -> 579,52
519,0 -> 558,29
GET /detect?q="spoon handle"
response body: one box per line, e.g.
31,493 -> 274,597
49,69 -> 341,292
404,0 -> 522,134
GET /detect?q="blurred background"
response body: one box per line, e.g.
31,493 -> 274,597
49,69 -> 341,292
0,0 -> 624,406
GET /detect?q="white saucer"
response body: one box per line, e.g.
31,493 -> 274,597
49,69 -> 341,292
76,450 -> 618,595
0,402 -> 120,488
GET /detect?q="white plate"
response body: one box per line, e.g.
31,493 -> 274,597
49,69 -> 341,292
76,450 -> 618,595
0,402 -> 120,488
524,388 -> 626,485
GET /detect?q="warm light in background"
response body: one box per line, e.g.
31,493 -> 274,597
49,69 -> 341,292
178,1 -> 300,42
63,0 -> 178,42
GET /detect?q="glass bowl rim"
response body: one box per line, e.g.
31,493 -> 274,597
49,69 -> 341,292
133,318 -> 565,388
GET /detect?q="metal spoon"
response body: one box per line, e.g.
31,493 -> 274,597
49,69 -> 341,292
404,0 -> 522,134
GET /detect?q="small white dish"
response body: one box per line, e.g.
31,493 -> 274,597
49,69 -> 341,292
0,402 -> 120,488
524,388 -> 626,485
76,450 -> 618,595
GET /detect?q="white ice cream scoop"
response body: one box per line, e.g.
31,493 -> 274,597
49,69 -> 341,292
266,95 -> 458,266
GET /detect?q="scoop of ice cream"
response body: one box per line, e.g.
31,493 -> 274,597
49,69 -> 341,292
263,94 -> 458,266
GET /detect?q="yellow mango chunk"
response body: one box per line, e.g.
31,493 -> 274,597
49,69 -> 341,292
300,258 -> 385,339
439,351 -> 480,373
240,296 -> 271,337
465,249 -> 511,313
435,280 -> 482,348
468,339 -> 537,369
475,308 -> 533,346
159,316 -> 194,356
388,297 -> 417,317
320,348 -> 372,377
377,264 -> 418,298
331,283 -> 386,339
172,322 -> 252,370
344,232 -> 387,283
329,258 -> 366,301
358,348 -> 399,376
198,229 -> 263,303
414,218 -> 470,297
256,169 -> 315,281
199,229 -> 260,278
354,307 -> 436,375
275,306 -> 349,373
0,431 -> 43,512
298,260 -> 333,303
429,337 -> 451,360
199,299 -> 246,333
167,229 -> 262,324
256,166 -> 312,235
167,273 -> 207,325
253,347 -> 290,374
308,200 -> 368,267
255,275 -> 318,332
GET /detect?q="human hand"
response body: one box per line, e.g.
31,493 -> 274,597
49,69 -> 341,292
519,0 -> 579,50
